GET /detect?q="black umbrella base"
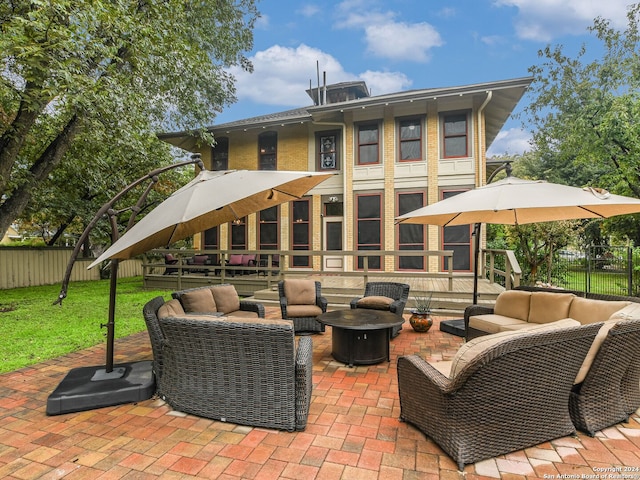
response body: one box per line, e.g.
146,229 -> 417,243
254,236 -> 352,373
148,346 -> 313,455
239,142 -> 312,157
46,360 -> 155,415
439,318 -> 466,337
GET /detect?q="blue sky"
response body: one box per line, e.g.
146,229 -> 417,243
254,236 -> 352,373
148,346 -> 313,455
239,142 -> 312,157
216,0 -> 634,156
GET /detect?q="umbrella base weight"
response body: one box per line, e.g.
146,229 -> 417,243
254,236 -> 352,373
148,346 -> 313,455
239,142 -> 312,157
46,360 -> 155,416
439,318 -> 465,337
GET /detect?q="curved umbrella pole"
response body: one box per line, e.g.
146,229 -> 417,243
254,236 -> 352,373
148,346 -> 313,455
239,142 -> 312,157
54,154 -> 204,373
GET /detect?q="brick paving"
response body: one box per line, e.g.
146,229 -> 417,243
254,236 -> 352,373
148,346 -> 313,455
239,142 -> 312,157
1,307 -> 639,479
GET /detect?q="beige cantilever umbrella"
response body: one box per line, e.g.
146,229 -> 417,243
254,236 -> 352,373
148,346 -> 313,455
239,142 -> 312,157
89,169 -> 335,268
396,175 -> 640,304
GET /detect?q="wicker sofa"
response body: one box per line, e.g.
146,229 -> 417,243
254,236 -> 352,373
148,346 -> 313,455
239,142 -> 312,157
142,296 -> 312,431
170,284 -> 264,319
464,285 -> 640,436
398,322 -> 601,470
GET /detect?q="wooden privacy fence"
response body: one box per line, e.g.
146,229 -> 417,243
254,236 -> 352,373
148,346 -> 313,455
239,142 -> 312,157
0,248 -> 142,290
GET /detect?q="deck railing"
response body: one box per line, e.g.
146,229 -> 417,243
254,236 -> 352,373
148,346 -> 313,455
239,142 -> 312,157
143,248 -> 456,291
482,248 -> 522,290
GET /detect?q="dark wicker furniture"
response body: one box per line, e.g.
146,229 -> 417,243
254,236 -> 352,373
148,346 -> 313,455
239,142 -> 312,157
397,323 -> 601,470
278,279 -> 327,334
143,296 -> 167,384
350,282 -> 409,338
569,318 -> 640,435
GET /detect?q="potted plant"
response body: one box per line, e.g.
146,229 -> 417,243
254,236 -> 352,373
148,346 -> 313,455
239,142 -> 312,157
409,293 -> 433,332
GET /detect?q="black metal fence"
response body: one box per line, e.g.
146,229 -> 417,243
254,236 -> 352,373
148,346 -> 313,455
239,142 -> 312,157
555,245 -> 639,297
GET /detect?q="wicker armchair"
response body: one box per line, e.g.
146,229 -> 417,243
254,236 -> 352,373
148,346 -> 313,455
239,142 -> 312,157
158,315 -> 312,431
569,318 -> 640,435
397,323 -> 601,470
350,282 -> 409,338
142,296 -> 167,385
278,279 -> 327,334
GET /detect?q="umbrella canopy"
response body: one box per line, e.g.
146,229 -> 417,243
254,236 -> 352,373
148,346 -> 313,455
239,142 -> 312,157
396,176 -> 640,227
89,169 -> 334,268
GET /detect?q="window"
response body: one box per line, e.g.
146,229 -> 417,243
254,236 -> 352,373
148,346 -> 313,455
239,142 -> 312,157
357,123 -> 379,165
259,206 -> 279,250
317,131 -> 340,170
203,226 -> 220,265
230,217 -> 246,250
397,192 -> 425,270
211,137 -> 229,170
258,132 -> 277,170
356,194 -> 381,269
398,118 -> 422,161
291,199 -> 310,267
443,113 -> 468,158
441,190 -> 471,271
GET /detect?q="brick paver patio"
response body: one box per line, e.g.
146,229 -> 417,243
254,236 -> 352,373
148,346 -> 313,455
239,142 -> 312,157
1,307 -> 639,479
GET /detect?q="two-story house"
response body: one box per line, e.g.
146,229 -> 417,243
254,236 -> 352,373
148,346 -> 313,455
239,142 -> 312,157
160,76 -> 532,275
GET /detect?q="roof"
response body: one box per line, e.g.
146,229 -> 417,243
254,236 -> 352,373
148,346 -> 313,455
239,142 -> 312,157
159,77 -> 533,151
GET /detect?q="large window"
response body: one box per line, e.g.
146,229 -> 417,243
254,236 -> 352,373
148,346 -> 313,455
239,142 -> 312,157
398,118 -> 422,161
442,113 -> 468,158
441,190 -> 471,271
291,199 -> 310,267
230,217 -> 247,250
397,192 -> 425,270
258,132 -> 277,170
259,206 -> 279,251
211,137 -> 229,170
317,131 -> 340,170
356,194 -> 381,269
357,123 -> 379,165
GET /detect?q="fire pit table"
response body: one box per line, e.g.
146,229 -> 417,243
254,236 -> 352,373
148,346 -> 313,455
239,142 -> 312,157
316,309 -> 404,367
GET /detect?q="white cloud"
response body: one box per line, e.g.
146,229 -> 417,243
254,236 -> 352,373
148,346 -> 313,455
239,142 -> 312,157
335,0 -> 443,62
487,128 -> 532,156
297,4 -> 320,18
358,70 -> 412,95
493,0 -> 631,41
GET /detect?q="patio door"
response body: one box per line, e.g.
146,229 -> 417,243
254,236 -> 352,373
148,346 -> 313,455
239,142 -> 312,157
323,217 -> 344,271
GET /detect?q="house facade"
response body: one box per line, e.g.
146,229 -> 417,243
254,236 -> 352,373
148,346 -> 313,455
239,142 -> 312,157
160,77 -> 532,274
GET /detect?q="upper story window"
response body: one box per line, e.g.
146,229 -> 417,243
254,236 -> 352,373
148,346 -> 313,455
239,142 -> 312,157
211,137 -> 229,170
398,118 -> 422,162
317,131 -> 340,170
258,132 -> 277,170
442,112 -> 469,158
357,123 -> 379,165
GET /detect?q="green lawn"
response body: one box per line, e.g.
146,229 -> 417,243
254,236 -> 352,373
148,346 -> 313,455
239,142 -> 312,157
560,268 -> 633,296
0,277 -> 172,374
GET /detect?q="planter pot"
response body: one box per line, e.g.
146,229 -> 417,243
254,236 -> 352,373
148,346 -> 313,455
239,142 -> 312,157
409,312 -> 433,333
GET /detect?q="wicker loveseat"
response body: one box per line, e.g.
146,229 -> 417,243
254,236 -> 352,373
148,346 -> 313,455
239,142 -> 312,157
397,322 -> 601,470
142,296 -> 312,431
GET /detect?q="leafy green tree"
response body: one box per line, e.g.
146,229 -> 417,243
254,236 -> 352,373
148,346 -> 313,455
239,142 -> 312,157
0,0 -> 257,240
525,3 -> 640,244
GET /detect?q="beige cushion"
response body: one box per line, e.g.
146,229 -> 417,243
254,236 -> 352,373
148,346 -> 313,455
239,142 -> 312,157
227,310 -> 260,319
157,299 -> 185,318
569,297 -> 631,324
499,318 -> 580,332
286,304 -> 323,318
431,361 -> 453,377
469,314 -> 526,334
608,302 -> 640,321
528,292 -> 575,324
451,320 -> 582,379
180,289 -> 216,313
211,284 -> 240,314
450,330 -> 524,378
494,290 -> 531,321
575,321 -> 619,384
357,295 -> 394,309
284,279 -> 316,305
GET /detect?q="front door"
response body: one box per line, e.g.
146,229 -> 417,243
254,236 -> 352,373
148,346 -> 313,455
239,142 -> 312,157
323,217 -> 344,271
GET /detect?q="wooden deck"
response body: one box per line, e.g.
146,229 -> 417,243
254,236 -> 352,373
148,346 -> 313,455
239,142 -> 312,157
144,271 -> 505,314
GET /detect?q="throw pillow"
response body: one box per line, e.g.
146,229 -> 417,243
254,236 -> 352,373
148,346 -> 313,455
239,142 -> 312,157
157,299 -> 185,318
211,284 -> 240,314
180,288 -> 217,313
356,295 -> 394,309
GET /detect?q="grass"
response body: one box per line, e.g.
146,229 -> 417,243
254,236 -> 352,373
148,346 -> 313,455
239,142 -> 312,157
0,277 -> 173,374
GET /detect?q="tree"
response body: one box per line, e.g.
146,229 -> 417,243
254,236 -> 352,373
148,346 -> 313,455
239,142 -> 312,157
0,0 -> 257,240
525,3 -> 640,244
